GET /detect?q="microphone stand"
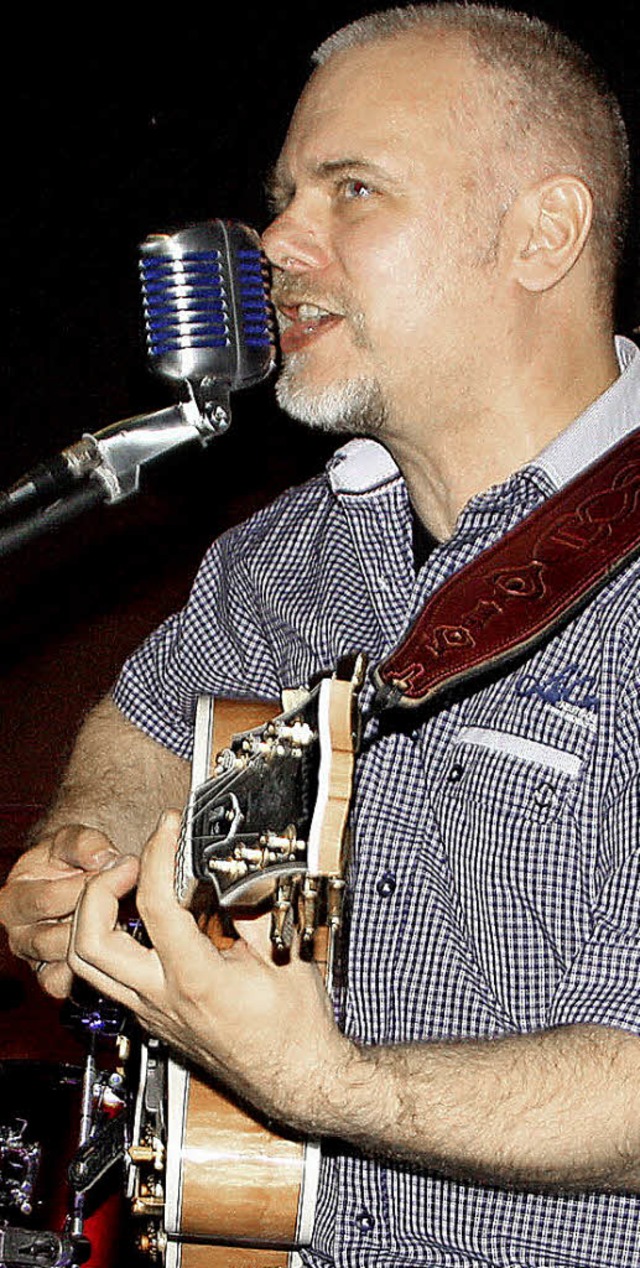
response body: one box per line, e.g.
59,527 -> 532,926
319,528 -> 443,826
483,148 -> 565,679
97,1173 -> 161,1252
0,483 -> 107,560
0,392 -> 230,561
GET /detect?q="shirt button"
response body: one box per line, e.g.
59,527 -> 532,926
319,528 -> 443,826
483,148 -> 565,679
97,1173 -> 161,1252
376,871 -> 396,897
534,782 -> 558,815
355,1209 -> 375,1232
448,761 -> 465,783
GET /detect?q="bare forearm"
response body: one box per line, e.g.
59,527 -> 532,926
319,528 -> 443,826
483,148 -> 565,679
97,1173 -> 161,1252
320,1023 -> 640,1192
42,695 -> 191,854
68,819 -> 640,1193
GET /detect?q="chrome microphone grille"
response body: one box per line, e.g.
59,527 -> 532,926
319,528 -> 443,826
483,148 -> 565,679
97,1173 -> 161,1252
139,220 -> 276,392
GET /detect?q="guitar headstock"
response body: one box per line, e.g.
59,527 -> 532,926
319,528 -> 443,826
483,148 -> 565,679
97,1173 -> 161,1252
175,658 -> 365,947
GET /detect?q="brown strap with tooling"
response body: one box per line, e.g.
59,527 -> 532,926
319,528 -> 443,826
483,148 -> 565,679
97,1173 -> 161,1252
373,427 -> 640,709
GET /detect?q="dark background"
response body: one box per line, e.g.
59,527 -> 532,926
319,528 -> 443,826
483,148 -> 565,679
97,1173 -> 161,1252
1,0 -> 639,1035
3,1 -> 640,674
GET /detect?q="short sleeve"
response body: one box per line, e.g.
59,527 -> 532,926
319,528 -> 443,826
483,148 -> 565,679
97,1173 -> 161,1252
112,526 -> 282,759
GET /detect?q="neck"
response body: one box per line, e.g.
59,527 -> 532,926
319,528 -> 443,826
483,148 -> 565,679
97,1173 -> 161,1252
383,328 -> 620,540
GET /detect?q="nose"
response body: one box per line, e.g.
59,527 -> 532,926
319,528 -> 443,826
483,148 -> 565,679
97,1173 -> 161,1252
262,208 -> 330,274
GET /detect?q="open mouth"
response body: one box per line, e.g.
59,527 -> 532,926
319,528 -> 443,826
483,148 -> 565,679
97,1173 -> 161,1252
277,302 -> 344,354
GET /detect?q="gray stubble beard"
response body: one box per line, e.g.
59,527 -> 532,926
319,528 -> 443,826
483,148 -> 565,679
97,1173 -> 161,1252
275,353 -> 389,436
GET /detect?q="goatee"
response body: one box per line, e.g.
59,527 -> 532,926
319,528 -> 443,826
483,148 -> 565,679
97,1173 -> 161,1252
275,357 -> 388,436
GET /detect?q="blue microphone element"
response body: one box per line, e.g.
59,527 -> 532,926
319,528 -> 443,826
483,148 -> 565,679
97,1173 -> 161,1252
0,221 -> 276,521
139,219 -> 276,423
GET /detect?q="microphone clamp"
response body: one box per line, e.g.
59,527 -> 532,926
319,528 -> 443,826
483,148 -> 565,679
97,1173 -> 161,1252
0,393 -> 229,520
57,391 -> 230,506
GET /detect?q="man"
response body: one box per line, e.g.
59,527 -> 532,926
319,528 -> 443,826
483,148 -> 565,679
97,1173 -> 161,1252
2,4 -> 640,1264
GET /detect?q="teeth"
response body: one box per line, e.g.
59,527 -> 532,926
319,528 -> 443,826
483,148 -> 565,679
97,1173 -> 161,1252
297,302 -> 330,320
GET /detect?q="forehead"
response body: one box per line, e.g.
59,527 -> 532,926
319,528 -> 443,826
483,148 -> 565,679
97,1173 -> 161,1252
275,34 -> 489,183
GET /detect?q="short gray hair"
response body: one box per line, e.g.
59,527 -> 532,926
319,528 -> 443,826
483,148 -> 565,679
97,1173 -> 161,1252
313,4 -> 631,301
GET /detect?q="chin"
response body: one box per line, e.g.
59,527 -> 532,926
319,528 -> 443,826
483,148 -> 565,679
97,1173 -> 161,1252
275,363 -> 388,436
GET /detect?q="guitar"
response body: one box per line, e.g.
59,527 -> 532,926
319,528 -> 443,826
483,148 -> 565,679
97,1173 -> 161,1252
127,658 -> 365,1268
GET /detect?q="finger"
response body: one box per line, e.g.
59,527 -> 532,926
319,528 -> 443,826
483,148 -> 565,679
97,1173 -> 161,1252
2,870 -> 89,930
34,959 -> 75,1000
67,939 -> 154,1015
19,916 -> 73,965
71,852 -> 140,957
50,825 -> 120,872
0,829 -> 120,934
135,813 -> 209,962
69,856 -> 164,1001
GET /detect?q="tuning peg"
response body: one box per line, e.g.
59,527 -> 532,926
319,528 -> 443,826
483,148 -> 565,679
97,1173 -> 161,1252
299,874 -> 320,949
271,879 -> 295,951
326,877 -> 346,932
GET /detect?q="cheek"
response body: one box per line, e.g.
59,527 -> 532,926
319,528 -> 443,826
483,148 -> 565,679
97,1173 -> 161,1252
347,230 -> 444,351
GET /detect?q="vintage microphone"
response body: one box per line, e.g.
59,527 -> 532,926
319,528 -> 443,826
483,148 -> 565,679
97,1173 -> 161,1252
0,220 -> 276,533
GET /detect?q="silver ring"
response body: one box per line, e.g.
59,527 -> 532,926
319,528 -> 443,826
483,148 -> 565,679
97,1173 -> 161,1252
34,961 -> 47,975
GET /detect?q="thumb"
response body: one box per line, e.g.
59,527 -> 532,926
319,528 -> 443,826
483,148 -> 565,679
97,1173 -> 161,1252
233,908 -> 278,963
50,824 -> 120,872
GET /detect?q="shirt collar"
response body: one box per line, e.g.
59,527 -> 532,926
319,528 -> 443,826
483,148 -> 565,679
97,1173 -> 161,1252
530,335 -> 640,490
327,436 -> 399,495
327,336 -> 640,497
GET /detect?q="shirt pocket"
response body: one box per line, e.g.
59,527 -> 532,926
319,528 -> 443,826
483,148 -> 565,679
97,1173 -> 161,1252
447,725 -> 583,810
429,725 -> 589,1027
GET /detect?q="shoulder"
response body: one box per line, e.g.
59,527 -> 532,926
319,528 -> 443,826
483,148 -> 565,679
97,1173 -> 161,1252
211,439 -> 402,566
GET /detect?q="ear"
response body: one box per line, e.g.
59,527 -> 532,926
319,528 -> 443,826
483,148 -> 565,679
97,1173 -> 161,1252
510,175 -> 593,293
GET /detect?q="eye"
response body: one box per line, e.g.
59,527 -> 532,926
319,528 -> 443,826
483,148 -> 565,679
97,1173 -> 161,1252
339,177 -> 373,201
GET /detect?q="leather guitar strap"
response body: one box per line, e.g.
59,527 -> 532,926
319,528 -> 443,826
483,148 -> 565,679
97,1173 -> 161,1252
373,428 -> 640,710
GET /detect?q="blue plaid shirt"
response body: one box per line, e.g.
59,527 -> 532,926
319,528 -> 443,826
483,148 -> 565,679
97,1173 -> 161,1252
115,337 -> 640,1266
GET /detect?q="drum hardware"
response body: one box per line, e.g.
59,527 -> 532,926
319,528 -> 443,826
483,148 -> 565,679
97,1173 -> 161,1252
0,1119 -> 40,1217
66,1083 -> 128,1194
1,986 -> 135,1268
0,1222 -> 79,1268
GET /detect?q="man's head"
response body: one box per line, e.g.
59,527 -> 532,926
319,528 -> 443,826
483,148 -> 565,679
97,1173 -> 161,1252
262,4 -> 630,438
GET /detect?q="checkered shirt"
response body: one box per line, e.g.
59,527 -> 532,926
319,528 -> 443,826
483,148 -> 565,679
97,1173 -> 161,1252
114,337 -> 640,1266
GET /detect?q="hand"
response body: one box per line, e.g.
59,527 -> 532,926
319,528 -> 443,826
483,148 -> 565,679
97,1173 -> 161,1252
0,825 -> 119,998
68,811 -> 356,1133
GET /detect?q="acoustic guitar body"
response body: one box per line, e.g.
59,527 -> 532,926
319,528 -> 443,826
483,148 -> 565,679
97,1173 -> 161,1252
164,1057 -> 318,1267
129,672 -> 363,1268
